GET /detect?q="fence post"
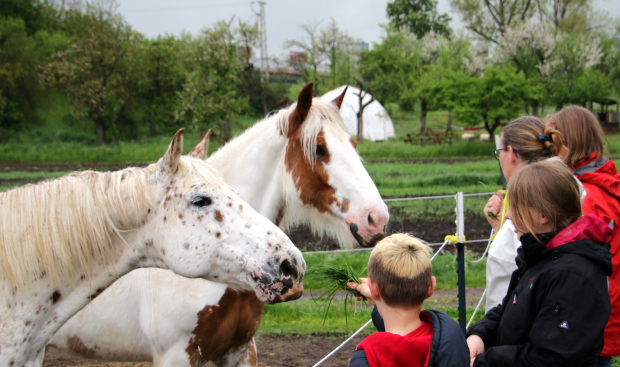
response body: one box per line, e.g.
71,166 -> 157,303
455,192 -> 467,333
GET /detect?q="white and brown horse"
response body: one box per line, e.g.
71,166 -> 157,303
0,129 -> 304,367
49,84 -> 388,366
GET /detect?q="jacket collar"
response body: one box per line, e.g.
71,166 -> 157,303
547,214 -> 612,249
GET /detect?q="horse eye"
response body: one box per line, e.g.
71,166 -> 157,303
315,145 -> 327,157
191,196 -> 212,207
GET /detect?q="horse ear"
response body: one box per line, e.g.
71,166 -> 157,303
158,128 -> 184,178
331,86 -> 348,110
288,83 -> 313,137
189,129 -> 210,160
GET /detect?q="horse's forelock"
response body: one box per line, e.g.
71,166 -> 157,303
279,98 -> 349,165
179,156 -> 227,191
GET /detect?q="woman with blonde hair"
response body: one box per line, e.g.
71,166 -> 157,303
546,105 -> 620,367
468,160 -> 612,366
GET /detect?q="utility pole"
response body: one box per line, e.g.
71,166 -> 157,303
253,1 -> 269,82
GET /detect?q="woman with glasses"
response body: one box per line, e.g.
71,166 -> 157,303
483,116 -> 568,312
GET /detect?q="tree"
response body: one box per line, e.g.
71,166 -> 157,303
351,80 -> 376,143
130,36 -> 188,136
283,19 -> 357,95
494,20 -> 553,114
444,65 -> 532,137
539,32 -> 606,107
40,8 -> 136,144
283,21 -> 324,91
415,36 -> 475,131
358,29 -> 420,111
176,20 -> 248,141
0,17 -> 40,130
0,0 -> 55,35
386,0 -> 452,39
449,0 -> 536,44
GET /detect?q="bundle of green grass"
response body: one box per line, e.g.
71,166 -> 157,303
311,264 -> 368,326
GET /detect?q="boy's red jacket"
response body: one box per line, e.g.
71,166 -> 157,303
575,156 -> 620,357
356,312 -> 433,367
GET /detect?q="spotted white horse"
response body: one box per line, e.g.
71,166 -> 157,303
0,129 -> 304,367
49,84 -> 388,366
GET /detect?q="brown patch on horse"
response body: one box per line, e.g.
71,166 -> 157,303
186,290 -> 264,366
285,131 -> 340,213
67,336 -> 96,359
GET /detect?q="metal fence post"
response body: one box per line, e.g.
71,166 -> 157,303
455,192 -> 467,333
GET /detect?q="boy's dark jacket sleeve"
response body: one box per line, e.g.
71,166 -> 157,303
349,307 -> 469,367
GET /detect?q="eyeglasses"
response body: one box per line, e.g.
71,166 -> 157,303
493,148 -> 506,160
493,147 -> 519,160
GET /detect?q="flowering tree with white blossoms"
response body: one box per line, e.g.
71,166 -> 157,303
494,19 -> 606,112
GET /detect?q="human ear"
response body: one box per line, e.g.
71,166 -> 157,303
507,145 -> 518,163
426,276 -> 436,299
368,278 -> 381,301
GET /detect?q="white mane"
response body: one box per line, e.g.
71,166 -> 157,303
0,157 -> 223,292
0,167 -> 155,291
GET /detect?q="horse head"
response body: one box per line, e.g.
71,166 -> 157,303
147,129 -> 305,303
281,84 -> 389,248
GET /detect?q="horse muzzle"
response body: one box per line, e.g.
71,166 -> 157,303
349,223 -> 386,248
251,253 -> 305,304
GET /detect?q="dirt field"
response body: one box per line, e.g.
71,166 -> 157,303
3,162 -> 490,366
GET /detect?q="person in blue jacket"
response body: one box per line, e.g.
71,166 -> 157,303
467,160 -> 612,366
347,233 -> 469,367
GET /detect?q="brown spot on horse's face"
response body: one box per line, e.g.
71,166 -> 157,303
214,210 -> 224,223
186,289 -> 263,366
285,130 -> 338,214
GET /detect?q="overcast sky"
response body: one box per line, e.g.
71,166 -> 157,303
117,0 -> 619,59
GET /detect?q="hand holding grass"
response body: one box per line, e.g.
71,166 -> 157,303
347,278 -> 375,305
484,190 -> 503,231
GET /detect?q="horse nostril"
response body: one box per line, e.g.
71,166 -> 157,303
280,259 -> 297,279
368,213 -> 375,225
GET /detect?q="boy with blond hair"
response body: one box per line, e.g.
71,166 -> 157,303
348,233 -> 469,367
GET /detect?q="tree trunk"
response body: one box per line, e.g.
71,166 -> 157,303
357,110 -> 364,143
484,117 -> 501,138
447,114 -> 453,131
420,100 -> 428,133
95,120 -> 105,145
532,101 -> 539,117
221,115 -> 231,142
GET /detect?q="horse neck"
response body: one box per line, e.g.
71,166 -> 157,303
207,117 -> 289,223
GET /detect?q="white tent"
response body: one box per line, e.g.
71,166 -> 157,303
321,85 -> 396,141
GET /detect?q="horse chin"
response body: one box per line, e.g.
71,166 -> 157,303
349,223 -> 386,248
254,282 -> 304,305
